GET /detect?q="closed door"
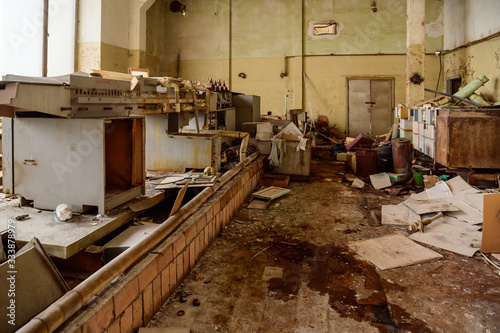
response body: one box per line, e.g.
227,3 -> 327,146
348,78 -> 393,136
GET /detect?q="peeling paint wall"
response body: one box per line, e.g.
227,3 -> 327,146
87,0 -> 441,135
443,0 -> 500,102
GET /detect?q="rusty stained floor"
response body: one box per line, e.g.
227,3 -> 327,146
147,152 -> 500,333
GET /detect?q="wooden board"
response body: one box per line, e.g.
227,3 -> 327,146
481,193 -> 500,253
349,234 -> 442,270
381,204 -> 420,226
252,186 -> 290,200
410,216 -> 482,257
247,199 -> 271,210
402,198 -> 460,215
169,180 -> 190,217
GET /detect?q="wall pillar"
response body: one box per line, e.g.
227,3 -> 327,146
406,0 -> 425,106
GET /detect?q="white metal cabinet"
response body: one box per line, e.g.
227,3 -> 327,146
3,117 -> 145,213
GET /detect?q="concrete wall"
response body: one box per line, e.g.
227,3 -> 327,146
444,0 -> 500,50
443,0 -> 500,102
56,157 -> 265,333
145,0 -> 443,136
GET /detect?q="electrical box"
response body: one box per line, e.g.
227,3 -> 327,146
2,117 -> 145,213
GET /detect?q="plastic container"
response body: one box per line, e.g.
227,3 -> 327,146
412,168 -> 431,186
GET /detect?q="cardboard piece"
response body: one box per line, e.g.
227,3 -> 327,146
481,193 -> 500,253
446,176 -> 481,196
349,234 -> 442,270
409,216 -> 482,257
369,173 -> 392,190
423,175 -> 442,189
403,198 -> 460,215
381,204 -> 421,226
346,134 -> 375,151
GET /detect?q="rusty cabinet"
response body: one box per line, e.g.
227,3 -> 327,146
435,108 -> 500,169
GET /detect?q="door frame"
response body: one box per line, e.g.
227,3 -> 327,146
346,77 -> 395,137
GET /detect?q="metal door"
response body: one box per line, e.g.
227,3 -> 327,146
348,78 -> 393,136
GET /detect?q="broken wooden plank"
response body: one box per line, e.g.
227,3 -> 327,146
247,199 -> 271,210
169,180 -> 191,217
381,204 -> 421,226
349,234 -> 442,270
252,186 -> 290,200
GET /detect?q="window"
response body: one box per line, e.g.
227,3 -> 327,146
0,0 -> 76,78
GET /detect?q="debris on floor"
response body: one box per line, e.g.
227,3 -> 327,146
348,233 -> 443,270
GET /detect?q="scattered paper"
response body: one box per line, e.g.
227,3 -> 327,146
403,198 -> 460,215
425,181 -> 453,199
381,204 -> 421,226
409,216 -> 482,257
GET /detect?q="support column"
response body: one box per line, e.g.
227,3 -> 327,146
406,0 -> 425,106
128,0 -> 156,68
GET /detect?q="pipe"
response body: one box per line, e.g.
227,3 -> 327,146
424,88 -> 484,107
17,152 -> 260,333
435,75 -> 489,106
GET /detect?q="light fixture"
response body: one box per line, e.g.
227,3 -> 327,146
371,1 -> 377,13
170,1 -> 187,16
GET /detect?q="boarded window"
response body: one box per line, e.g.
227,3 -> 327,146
313,22 -> 337,35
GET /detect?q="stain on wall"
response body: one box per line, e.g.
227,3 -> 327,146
141,0 -> 444,134
443,37 -> 500,102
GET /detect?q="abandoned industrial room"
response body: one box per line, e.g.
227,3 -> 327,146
1,0 -> 500,332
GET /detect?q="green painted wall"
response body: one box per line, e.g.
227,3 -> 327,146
144,0 -> 443,135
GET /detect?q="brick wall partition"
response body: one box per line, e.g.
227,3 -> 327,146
57,156 -> 265,333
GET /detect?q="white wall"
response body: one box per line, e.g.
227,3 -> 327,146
444,0 -> 500,50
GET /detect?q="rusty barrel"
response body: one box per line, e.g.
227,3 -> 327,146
355,148 -> 378,177
391,138 -> 412,175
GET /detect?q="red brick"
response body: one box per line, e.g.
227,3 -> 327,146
176,256 -> 183,284
206,206 -> 214,224
107,319 -> 120,333
157,244 -> 173,272
114,277 -> 138,316
184,223 -> 197,244
81,298 -> 114,333
173,234 -> 186,257
200,229 -> 206,252
189,241 -> 195,270
196,234 -> 202,261
183,248 -> 190,276
138,259 -> 158,292
132,296 -> 143,330
161,267 -> 170,303
143,283 -> 153,325
169,262 -> 177,293
152,276 -> 162,314
213,200 -> 221,215
196,215 -> 206,233
120,306 -> 133,333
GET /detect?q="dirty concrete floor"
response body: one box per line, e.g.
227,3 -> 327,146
148,152 -> 500,333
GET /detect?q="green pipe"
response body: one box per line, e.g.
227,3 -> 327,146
469,93 -> 491,106
436,74 -> 489,106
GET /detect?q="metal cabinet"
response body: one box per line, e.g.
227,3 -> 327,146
145,114 -> 221,172
2,117 -> 145,213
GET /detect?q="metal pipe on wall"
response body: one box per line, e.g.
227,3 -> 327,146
17,152 -> 260,333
